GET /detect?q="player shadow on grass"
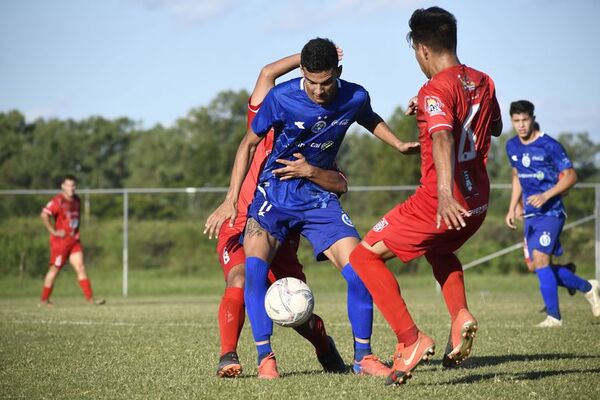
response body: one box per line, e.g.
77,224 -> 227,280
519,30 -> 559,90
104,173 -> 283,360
428,353 -> 598,370
429,367 -> 600,385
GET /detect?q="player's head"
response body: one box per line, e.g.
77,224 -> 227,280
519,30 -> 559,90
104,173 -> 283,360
407,7 -> 457,78
300,38 -> 342,105
61,174 -> 77,197
509,100 -> 536,139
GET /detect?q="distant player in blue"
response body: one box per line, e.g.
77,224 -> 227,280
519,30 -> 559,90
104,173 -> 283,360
505,100 -> 600,327
204,38 -> 419,378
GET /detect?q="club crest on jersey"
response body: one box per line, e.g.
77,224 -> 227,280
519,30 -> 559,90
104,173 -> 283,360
341,213 -> 354,227
373,217 -> 389,232
539,232 -> 552,247
311,120 -> 327,133
521,153 -> 531,167
424,96 -> 445,116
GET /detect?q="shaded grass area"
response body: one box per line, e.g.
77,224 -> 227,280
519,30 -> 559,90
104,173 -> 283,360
2,272 -> 600,399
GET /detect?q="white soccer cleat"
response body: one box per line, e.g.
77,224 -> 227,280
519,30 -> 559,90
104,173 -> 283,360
536,315 -> 562,328
584,279 -> 600,317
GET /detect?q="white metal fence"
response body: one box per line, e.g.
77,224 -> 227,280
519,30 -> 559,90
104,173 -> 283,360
1,184 -> 598,296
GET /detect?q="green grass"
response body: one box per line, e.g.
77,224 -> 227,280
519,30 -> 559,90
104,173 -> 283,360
1,271 -> 600,399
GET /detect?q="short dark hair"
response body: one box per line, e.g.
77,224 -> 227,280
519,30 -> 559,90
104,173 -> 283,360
509,100 -> 535,117
62,174 -> 77,183
301,38 -> 338,73
407,7 -> 457,52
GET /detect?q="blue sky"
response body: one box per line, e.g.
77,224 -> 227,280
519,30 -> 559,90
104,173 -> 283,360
1,0 -> 599,140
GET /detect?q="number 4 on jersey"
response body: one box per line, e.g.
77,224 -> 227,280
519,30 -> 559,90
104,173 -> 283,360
458,103 -> 480,162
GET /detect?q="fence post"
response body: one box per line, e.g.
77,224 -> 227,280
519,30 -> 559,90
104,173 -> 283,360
123,190 -> 129,297
594,184 -> 600,280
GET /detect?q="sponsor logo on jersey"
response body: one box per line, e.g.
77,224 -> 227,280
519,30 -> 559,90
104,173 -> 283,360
522,153 -> 531,167
373,217 -> 389,232
311,120 -> 327,133
332,119 -> 350,126
294,121 -> 305,129
539,231 -> 552,247
536,171 -> 545,180
458,74 -> 477,91
341,213 -> 354,227
532,155 -> 544,161
321,141 -> 334,150
424,96 -> 445,116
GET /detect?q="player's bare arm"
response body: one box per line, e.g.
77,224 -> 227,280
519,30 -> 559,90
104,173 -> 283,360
432,130 -> 470,230
40,212 -> 65,238
405,96 -> 419,116
272,153 -> 348,195
362,113 -> 420,155
505,167 -> 522,230
204,129 -> 264,239
527,168 -> 577,208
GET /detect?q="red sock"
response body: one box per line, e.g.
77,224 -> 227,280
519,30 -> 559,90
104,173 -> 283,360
426,253 -> 466,321
78,279 -> 93,300
218,287 -> 245,355
293,313 -> 329,356
350,244 -> 418,345
41,286 -> 53,302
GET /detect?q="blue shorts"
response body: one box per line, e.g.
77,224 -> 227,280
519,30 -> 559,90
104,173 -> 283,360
245,190 -> 360,261
523,215 -> 564,259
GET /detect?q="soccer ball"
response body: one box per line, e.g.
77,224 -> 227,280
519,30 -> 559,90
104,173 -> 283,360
264,277 -> 314,327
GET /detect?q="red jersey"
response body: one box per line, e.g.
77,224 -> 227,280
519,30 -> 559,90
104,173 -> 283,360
42,193 -> 81,240
415,64 -> 500,214
231,101 -> 275,233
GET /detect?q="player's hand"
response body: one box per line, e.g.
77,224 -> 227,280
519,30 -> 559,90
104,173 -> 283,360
397,141 -> 420,155
505,210 -> 517,230
336,46 -> 344,62
53,229 -> 66,238
203,200 -> 237,240
436,193 -> 470,230
273,153 -> 314,180
526,193 -> 548,208
405,96 -> 419,116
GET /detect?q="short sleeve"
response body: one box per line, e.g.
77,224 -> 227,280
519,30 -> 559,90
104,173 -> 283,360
355,92 -> 378,128
420,82 -> 454,137
490,92 -> 501,122
43,197 -> 59,216
550,139 -> 573,172
251,89 -> 282,137
505,140 -> 518,168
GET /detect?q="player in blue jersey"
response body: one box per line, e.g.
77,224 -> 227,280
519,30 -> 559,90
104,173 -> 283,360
505,100 -> 600,327
205,38 -> 419,379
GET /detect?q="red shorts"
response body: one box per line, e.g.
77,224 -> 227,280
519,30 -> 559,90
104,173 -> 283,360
364,194 -> 487,262
216,223 -> 305,283
49,239 -> 83,268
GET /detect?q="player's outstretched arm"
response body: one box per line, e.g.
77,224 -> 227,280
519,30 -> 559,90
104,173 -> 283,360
362,113 -> 420,155
251,54 -> 301,107
272,153 -> 348,195
203,129 -> 264,239
505,168 -> 522,230
527,168 -> 577,208
432,130 -> 470,230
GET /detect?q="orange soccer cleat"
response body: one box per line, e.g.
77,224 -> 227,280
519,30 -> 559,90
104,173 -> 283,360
386,331 -> 435,386
352,354 -> 391,377
257,353 -> 280,380
442,308 -> 478,368
216,352 -> 242,378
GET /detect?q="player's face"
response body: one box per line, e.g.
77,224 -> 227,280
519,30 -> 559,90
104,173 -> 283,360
61,179 -> 77,198
301,67 -> 341,105
511,113 -> 535,139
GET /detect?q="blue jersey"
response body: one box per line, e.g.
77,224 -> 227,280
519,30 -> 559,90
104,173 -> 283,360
251,77 -> 377,210
506,133 -> 573,218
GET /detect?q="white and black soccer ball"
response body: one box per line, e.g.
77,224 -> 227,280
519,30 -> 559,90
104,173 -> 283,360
264,277 -> 314,327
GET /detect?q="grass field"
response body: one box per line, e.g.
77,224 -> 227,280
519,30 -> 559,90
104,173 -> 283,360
2,270 -> 600,399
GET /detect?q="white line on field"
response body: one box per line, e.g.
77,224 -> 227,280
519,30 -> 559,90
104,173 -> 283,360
7,320 -> 393,328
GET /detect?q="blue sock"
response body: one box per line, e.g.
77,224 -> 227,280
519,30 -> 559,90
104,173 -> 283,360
244,257 -> 273,364
536,266 -> 560,320
552,264 -> 592,293
341,263 -> 373,361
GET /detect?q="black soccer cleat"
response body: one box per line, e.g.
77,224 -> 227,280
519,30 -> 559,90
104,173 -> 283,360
317,336 -> 348,373
216,351 -> 242,378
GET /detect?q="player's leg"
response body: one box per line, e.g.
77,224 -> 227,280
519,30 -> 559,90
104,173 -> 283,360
242,217 -> 282,378
269,235 -> 344,372
69,247 -> 105,305
350,240 -> 434,385
531,249 -> 562,327
215,233 -> 246,378
426,252 -> 477,368
40,243 -> 67,307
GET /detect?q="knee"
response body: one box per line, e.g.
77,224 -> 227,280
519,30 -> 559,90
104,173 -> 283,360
349,243 -> 377,267
226,267 -> 245,288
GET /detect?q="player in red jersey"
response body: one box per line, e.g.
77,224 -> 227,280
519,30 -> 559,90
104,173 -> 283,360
349,7 -> 503,386
39,175 -> 105,307
214,51 -> 350,378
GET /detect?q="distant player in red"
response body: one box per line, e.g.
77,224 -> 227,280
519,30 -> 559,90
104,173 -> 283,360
350,7 -> 502,385
39,175 -> 105,307
213,51 -> 349,378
